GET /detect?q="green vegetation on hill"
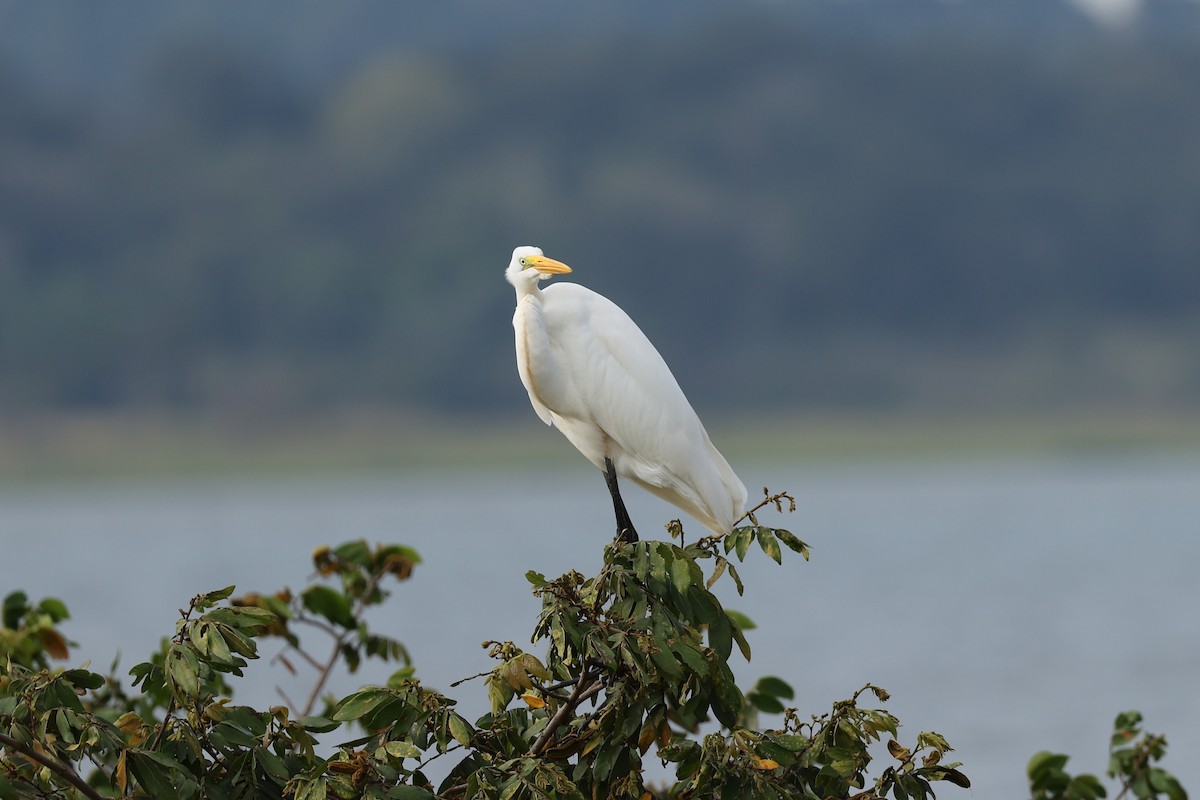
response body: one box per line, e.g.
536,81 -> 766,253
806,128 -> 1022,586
1,1 -> 1198,421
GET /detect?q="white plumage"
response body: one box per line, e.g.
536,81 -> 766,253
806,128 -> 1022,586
506,245 -> 747,536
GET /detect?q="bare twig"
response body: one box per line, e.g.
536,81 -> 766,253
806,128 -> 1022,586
735,488 -> 797,527
449,670 -> 492,688
540,676 -> 581,693
0,731 -> 104,800
416,742 -> 464,770
275,685 -> 299,710
276,643 -> 326,673
300,567 -> 387,717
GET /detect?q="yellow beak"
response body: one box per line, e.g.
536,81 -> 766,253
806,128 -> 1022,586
525,255 -> 573,275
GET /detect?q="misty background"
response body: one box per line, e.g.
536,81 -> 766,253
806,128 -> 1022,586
2,0 -> 1199,452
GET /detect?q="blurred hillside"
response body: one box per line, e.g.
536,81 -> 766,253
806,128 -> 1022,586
2,0 -> 1199,427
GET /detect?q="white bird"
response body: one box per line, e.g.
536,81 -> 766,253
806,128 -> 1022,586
505,245 -> 747,541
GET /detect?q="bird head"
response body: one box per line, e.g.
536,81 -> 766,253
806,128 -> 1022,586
505,245 -> 572,290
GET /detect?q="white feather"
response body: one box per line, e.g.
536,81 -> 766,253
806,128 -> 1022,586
507,246 -> 747,534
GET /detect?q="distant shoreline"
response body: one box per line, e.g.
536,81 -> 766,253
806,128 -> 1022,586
3,409 -> 1199,484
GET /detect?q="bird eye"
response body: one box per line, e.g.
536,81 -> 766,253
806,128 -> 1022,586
519,258 -> 529,268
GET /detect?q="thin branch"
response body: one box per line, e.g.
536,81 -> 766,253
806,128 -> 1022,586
301,637 -> 345,717
275,685 -> 299,711
529,673 -> 603,757
300,566 -> 388,717
291,616 -> 341,638
276,643 -> 325,673
539,676 -> 581,693
449,670 -> 492,688
734,488 -> 797,527
416,742 -> 463,770
0,731 -> 104,800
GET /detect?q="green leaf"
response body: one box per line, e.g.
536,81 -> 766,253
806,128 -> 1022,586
748,692 -> 786,714
734,528 -> 752,562
711,672 -> 744,727
204,624 -> 235,665
166,644 -> 201,701
688,585 -> 722,625
381,740 -> 423,759
726,561 -> 745,595
708,613 -> 733,661
673,643 -> 710,675
128,750 -> 195,798
297,715 -> 339,732
205,605 -> 276,628
2,592 -> 27,628
756,739 -> 798,766
731,622 -> 752,662
199,585 -> 236,605
335,540 -> 373,567
388,788 -> 436,800
775,528 -> 811,560
916,731 -> 951,753
766,733 -> 808,752
1028,750 -> 1070,779
670,555 -> 694,595
302,585 -> 355,628
649,639 -> 682,679
1065,774 -> 1106,799
757,527 -> 782,564
519,653 -> 551,681
1148,768 -> 1185,800
657,737 -> 698,762
62,668 -> 105,690
488,676 -> 514,715
37,597 -> 70,622
333,689 -> 395,721
754,676 -> 794,700
255,747 -> 290,782
448,714 -> 474,746
216,623 -> 259,659
1113,711 -> 1143,733
296,776 -> 328,800
525,571 -> 548,588
943,768 -> 971,789
593,742 -> 622,781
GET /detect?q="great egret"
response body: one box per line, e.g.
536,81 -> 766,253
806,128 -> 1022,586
506,245 -> 747,542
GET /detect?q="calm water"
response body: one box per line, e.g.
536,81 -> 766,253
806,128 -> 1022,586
2,453 -> 1198,795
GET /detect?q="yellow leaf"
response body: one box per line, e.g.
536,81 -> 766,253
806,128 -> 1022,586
520,692 -> 545,709
578,731 -> 603,757
753,758 -> 781,770
116,750 -> 128,792
638,723 -> 657,754
116,712 -> 143,735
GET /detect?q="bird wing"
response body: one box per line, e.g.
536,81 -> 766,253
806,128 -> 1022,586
513,296 -> 555,425
540,283 -> 745,531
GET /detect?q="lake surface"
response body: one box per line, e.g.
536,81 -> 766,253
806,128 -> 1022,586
2,452 -> 1198,795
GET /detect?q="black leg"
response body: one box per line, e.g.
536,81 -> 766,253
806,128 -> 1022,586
603,456 -> 638,543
